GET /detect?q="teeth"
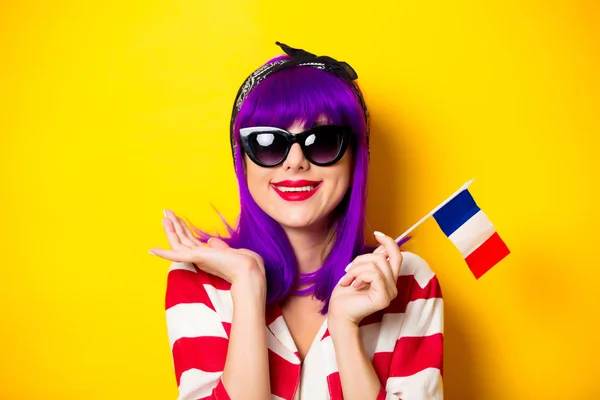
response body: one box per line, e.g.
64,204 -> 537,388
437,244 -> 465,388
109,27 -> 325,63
275,185 -> 317,192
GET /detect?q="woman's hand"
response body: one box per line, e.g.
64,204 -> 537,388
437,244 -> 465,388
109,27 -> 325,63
328,231 -> 403,327
149,209 -> 266,286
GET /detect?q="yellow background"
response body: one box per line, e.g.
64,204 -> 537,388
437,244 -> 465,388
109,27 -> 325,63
2,1 -> 598,399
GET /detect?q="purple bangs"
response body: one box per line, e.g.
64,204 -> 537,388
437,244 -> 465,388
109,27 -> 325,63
233,57 -> 367,138
196,56 -> 370,314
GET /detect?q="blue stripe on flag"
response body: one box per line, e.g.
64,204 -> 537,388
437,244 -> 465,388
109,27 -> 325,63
432,189 -> 480,237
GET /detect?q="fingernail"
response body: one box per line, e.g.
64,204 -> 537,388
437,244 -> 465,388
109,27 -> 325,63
338,275 -> 346,286
149,251 -> 156,256
374,231 -> 385,237
344,262 -> 352,272
163,209 -> 168,218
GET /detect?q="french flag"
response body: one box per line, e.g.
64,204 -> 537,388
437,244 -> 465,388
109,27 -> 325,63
432,185 -> 510,279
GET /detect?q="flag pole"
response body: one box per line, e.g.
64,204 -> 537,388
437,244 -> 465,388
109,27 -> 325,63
395,178 -> 476,244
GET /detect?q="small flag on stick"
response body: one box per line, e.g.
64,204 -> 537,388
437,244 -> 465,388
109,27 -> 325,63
394,179 -> 510,278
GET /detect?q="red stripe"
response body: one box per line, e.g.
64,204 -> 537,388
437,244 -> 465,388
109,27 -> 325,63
166,269 -> 215,311
266,304 -> 283,326
196,379 -> 230,400
214,379 -> 231,400
465,232 -> 510,279
372,351 -> 393,384
388,333 -> 444,377
171,336 -> 228,385
222,321 -> 231,338
376,274 -> 443,316
359,310 -> 385,327
376,386 -> 387,400
326,371 -> 344,400
204,270 -> 232,291
357,275 -> 442,334
268,349 -> 300,399
409,274 -> 442,301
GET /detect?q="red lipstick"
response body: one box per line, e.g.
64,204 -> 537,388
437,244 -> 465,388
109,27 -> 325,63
271,180 -> 322,202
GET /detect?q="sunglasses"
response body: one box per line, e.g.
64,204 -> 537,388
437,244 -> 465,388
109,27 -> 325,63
239,125 -> 352,168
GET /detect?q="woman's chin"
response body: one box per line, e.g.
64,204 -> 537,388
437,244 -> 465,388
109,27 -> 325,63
274,213 -> 327,231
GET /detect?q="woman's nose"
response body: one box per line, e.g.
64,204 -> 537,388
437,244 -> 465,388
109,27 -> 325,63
283,142 -> 310,170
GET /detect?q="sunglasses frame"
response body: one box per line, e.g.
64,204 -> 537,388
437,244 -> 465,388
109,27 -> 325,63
239,125 -> 352,168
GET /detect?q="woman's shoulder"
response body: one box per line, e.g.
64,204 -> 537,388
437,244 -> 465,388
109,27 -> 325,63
398,251 -> 440,289
393,251 -> 443,305
164,263 -> 233,356
377,251 -> 443,332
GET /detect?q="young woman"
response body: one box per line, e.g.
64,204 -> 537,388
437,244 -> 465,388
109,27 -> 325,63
150,42 -> 444,400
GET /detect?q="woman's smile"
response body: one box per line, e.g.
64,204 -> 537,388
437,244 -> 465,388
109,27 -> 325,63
271,179 -> 322,201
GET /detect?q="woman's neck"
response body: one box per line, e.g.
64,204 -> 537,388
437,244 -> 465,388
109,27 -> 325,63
282,223 -> 331,275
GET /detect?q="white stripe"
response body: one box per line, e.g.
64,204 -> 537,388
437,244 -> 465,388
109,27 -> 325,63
268,315 -> 298,354
272,395 -> 286,400
359,321 -> 382,359
398,298 -> 444,337
297,337 -> 330,400
166,303 -> 227,350
320,335 -> 339,375
177,368 -> 222,400
385,368 -> 443,400
399,252 -> 435,288
203,285 -> 233,324
267,328 -> 301,365
375,313 -> 404,353
169,262 -> 197,273
448,210 -> 495,257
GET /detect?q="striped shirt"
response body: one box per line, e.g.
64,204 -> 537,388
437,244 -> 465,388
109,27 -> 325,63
165,251 -> 444,400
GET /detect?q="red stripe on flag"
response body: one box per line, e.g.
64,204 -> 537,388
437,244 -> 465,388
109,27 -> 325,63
465,231 -> 510,279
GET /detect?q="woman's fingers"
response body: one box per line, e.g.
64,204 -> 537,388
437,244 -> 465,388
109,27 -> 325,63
178,216 -> 201,246
149,246 -> 194,263
348,253 -> 396,290
340,264 -> 394,306
173,218 -> 196,248
162,209 -> 200,248
373,231 -> 403,277
357,270 -> 393,308
165,210 -> 195,248
207,237 -> 230,250
162,217 -> 184,250
340,263 -> 394,299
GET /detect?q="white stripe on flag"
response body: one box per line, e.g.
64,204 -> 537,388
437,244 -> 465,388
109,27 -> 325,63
448,210 -> 496,257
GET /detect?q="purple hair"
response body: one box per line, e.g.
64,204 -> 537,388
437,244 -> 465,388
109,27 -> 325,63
194,56 -> 373,313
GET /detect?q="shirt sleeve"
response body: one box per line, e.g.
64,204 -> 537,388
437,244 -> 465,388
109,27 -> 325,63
377,255 -> 444,400
165,262 -> 232,400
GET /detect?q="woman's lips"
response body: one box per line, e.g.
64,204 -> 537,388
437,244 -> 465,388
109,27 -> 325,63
271,180 -> 322,201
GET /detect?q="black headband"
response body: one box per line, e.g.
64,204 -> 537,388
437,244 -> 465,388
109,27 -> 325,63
229,41 -> 370,161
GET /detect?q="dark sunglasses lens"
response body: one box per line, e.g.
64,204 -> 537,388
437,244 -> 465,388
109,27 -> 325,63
249,132 -> 288,165
303,127 -> 346,164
